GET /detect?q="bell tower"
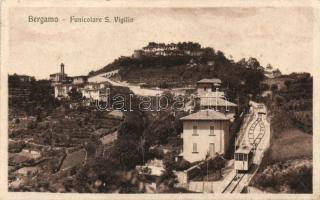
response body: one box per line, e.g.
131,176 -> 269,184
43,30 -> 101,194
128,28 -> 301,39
60,63 -> 65,81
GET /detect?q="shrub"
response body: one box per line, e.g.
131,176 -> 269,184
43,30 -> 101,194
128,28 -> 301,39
148,148 -> 164,160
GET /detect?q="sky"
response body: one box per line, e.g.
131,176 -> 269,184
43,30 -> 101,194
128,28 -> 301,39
8,7 -> 314,79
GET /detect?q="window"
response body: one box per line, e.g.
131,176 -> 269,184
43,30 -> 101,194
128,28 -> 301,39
239,153 -> 243,161
193,126 -> 198,136
209,143 -> 215,157
243,154 -> 248,161
192,143 -> 198,153
209,126 -> 215,136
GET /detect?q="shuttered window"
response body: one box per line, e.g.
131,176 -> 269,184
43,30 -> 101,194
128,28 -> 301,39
192,125 -> 198,135
192,143 -> 198,153
209,126 -> 215,135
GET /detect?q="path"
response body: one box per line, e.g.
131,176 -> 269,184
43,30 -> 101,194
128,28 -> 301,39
89,72 -> 163,96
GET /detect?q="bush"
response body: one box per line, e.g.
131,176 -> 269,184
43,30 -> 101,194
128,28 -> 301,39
27,121 -> 37,129
252,159 -> 312,193
8,141 -> 26,153
176,159 -> 191,171
148,148 -> 164,160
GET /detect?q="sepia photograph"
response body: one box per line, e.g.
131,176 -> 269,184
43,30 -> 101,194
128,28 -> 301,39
0,1 -> 319,199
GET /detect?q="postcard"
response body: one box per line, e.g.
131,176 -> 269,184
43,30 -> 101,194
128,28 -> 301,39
1,0 -> 319,200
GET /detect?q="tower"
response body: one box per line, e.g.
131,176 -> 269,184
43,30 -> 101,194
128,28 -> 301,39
60,63 -> 65,82
61,63 -> 65,76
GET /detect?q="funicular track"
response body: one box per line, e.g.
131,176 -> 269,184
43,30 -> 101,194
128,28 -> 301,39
222,173 -> 246,193
248,105 -> 266,149
222,104 -> 266,193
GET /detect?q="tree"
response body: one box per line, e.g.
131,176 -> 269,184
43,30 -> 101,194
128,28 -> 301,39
271,84 -> 278,93
88,70 -> 95,76
111,136 -> 143,170
247,57 -> 261,70
284,80 -> 292,89
68,87 -> 83,101
260,83 -> 270,91
202,155 -> 226,179
271,84 -> 278,100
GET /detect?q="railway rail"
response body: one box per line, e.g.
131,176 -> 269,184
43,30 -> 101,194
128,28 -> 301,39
222,173 -> 246,193
247,105 -> 266,150
222,104 -> 267,193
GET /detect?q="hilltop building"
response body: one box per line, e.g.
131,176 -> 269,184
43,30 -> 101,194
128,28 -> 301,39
133,50 -> 144,59
79,82 -> 110,102
180,110 -> 231,162
50,63 -> 90,85
72,76 -> 88,85
54,81 -> 110,102
50,63 -> 68,83
54,84 -> 73,98
132,42 -> 206,58
50,63 -> 109,101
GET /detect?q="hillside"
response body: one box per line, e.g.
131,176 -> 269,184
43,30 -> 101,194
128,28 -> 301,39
90,42 -> 265,104
251,73 -> 313,193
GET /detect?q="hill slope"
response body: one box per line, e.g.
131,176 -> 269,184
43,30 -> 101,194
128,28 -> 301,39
251,73 -> 313,193
90,42 -> 266,104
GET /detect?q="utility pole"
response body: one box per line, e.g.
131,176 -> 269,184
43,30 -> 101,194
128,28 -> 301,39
207,160 -> 209,182
234,137 -> 237,155
50,122 -> 54,149
202,159 -> 205,193
140,136 -> 145,165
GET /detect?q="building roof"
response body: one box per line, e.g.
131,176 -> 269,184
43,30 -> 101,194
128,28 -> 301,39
197,78 -> 222,84
50,72 -> 63,76
199,96 -> 237,107
72,75 -> 88,78
235,146 -> 252,154
180,110 -> 230,121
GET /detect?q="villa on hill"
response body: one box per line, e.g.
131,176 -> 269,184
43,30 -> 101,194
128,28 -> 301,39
132,42 -> 207,59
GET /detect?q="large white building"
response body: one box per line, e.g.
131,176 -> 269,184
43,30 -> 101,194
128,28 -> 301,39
179,78 -> 237,162
53,80 -> 110,101
180,110 -> 231,162
72,76 -> 88,85
79,83 -> 110,101
53,84 -> 73,98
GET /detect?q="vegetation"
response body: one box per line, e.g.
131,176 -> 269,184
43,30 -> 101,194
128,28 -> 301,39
91,43 -> 265,107
9,42 -> 312,193
252,72 -> 313,193
190,156 -> 226,181
9,76 -> 59,118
